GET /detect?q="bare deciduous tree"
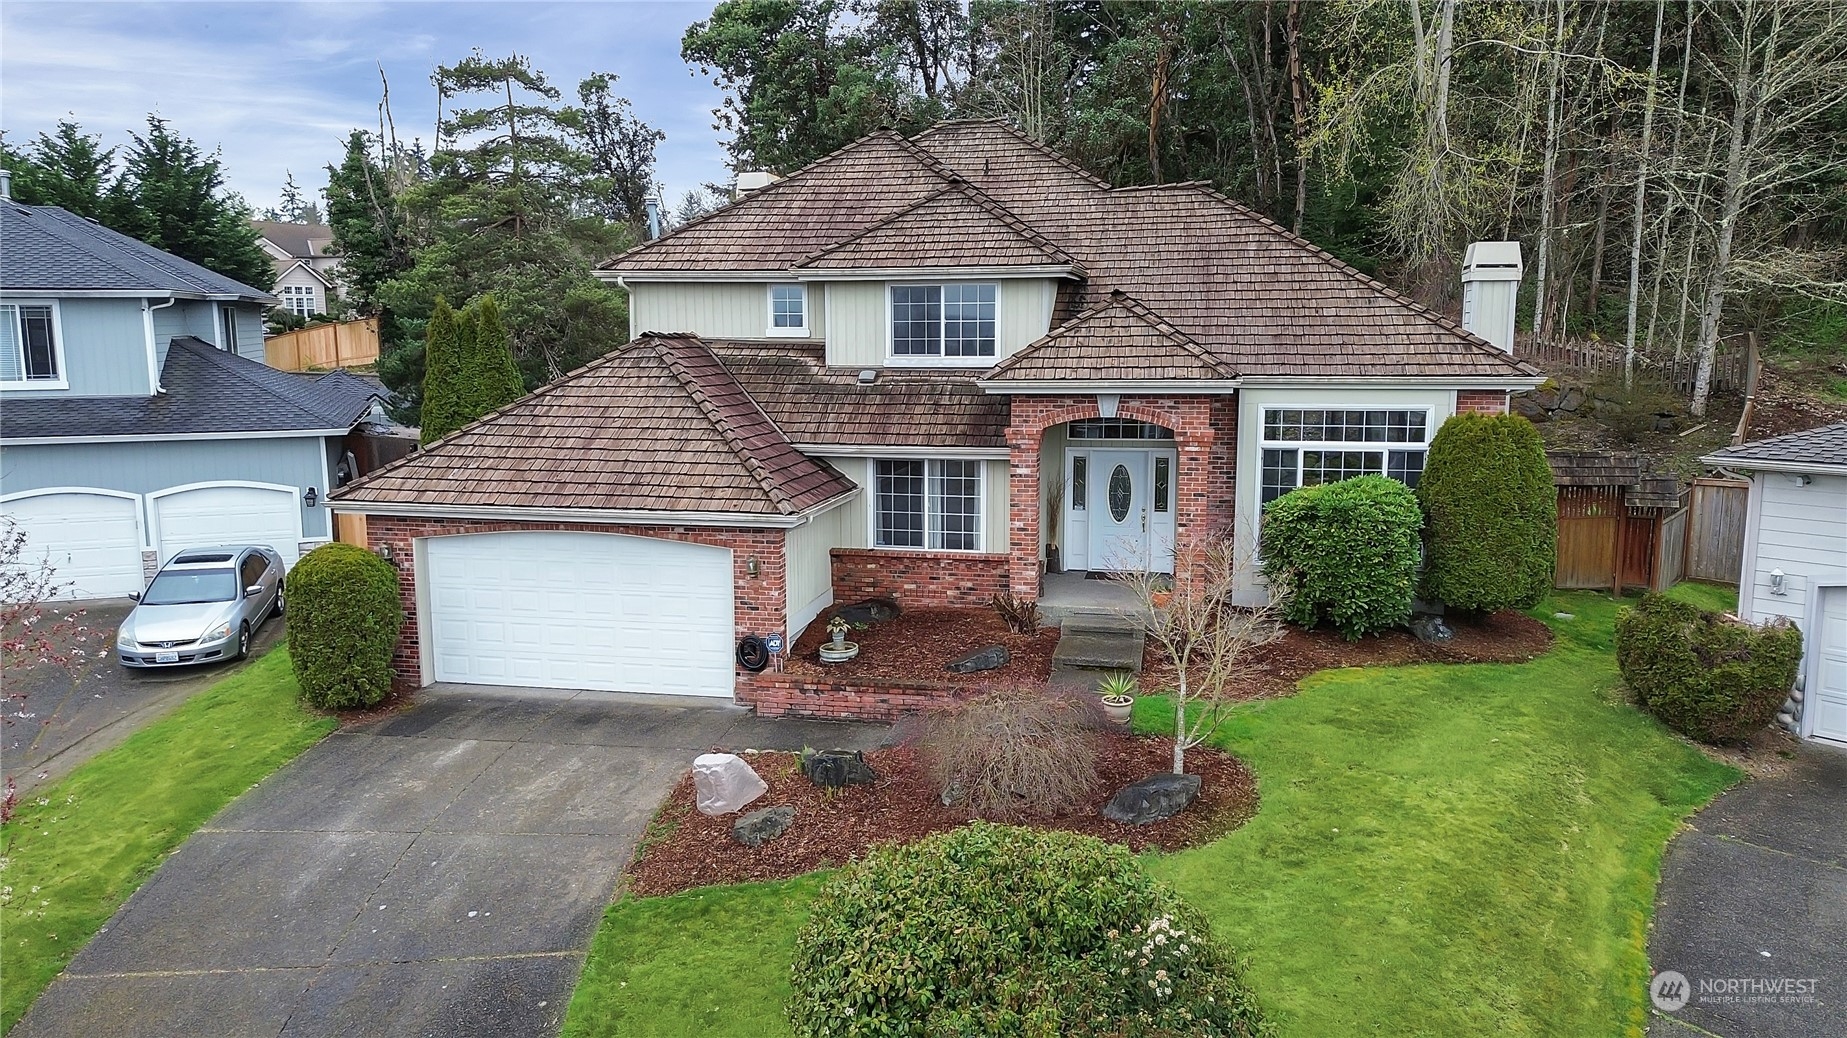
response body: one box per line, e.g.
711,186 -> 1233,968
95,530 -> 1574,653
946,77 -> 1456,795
1,518 -> 93,821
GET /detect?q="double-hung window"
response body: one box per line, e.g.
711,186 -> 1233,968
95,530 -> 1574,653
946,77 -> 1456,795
767,284 -> 807,335
280,284 -> 317,318
890,283 -> 996,360
1259,407 -> 1430,505
0,302 -> 62,385
875,459 -> 982,550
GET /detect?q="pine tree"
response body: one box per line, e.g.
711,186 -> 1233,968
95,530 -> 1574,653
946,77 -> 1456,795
2,121 -> 117,218
463,294 -> 526,418
418,297 -> 466,445
109,116 -> 274,290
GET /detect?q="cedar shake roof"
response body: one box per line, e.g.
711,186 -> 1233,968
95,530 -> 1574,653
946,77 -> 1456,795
794,180 -> 1078,271
332,335 -> 856,516
1547,450 -> 1682,509
984,291 -> 1234,383
1703,421 -> 1847,474
711,340 -> 1009,448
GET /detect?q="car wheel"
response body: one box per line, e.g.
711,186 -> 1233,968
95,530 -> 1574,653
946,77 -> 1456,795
271,583 -> 285,618
235,623 -> 251,661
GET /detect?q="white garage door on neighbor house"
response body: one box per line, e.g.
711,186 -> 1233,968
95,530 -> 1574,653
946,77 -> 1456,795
1812,587 -> 1847,745
153,483 -> 303,568
422,530 -> 737,697
1,489 -> 145,599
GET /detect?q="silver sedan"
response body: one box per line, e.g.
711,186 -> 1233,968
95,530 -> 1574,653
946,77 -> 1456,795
117,545 -> 284,667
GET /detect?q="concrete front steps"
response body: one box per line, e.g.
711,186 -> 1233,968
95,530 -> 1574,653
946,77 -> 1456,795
1049,612 -> 1145,692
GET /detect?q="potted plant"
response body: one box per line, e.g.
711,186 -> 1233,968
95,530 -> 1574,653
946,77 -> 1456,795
820,615 -> 859,663
1044,482 -> 1065,574
826,615 -> 850,648
1096,671 -> 1136,727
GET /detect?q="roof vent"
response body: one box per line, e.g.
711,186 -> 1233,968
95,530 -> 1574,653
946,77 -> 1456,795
1460,241 -> 1523,353
857,369 -> 878,385
736,170 -> 780,196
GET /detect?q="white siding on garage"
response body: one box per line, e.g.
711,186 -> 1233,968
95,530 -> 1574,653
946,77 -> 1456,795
1740,473 -> 1847,626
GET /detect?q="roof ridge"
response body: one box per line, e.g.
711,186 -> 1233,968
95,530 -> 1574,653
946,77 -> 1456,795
1103,291 -> 1235,376
986,291 -> 1234,380
169,337 -> 344,425
599,130 -> 937,270
653,336 -> 798,513
1177,183 -> 1535,376
911,120 -> 1114,192
792,177 -> 1077,269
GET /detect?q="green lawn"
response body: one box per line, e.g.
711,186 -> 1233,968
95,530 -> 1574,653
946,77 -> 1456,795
563,591 -> 1739,1038
1658,580 -> 1738,614
0,649 -> 335,1032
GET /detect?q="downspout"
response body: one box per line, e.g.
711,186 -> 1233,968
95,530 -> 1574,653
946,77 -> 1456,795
145,297 -> 178,393
615,275 -> 633,341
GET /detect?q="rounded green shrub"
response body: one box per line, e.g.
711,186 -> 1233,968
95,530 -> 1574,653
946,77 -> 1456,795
787,823 -> 1269,1038
1259,474 -> 1422,640
286,542 -> 404,710
1615,594 -> 1803,745
1416,413 -> 1556,612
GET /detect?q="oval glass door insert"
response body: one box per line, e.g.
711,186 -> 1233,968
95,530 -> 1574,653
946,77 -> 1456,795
1108,464 -> 1132,522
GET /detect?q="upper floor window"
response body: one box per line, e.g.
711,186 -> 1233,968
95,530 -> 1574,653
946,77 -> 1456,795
767,283 -> 807,335
1259,407 -> 1430,505
891,283 -> 996,360
220,306 -> 240,353
0,302 -> 62,386
280,284 -> 317,318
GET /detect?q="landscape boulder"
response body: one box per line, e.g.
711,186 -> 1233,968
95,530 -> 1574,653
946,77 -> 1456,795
1101,773 -> 1202,825
732,805 -> 797,848
1410,613 -> 1454,644
692,753 -> 768,816
835,598 -> 900,624
947,644 -> 1010,674
802,749 -> 878,787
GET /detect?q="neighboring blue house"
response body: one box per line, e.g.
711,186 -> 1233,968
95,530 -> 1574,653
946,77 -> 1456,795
0,193 -> 382,599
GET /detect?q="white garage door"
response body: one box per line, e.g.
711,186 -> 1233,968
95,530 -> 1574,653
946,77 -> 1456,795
1811,587 -> 1847,745
1,490 -> 144,600
154,484 -> 301,567
425,531 -> 736,697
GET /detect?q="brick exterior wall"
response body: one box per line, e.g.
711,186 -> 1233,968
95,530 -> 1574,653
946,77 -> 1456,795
1455,390 -> 1511,415
829,548 -> 1010,608
363,516 -> 787,689
1006,394 -> 1239,598
737,672 -> 969,722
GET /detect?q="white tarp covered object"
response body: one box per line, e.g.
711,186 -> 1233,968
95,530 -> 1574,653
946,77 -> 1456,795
692,753 -> 768,816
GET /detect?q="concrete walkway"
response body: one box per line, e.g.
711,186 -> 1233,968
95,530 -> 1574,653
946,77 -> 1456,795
1647,743 -> 1847,1038
14,685 -> 887,1038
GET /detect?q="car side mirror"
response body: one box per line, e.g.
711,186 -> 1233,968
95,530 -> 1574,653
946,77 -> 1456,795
128,591 -> 140,601
245,584 -> 264,596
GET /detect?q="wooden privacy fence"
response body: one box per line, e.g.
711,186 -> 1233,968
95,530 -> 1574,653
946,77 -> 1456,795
266,317 -> 380,371
1515,335 -> 1747,396
1549,453 -> 1747,595
1683,478 -> 1750,584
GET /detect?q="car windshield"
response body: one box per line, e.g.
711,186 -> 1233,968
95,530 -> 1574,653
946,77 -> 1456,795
141,569 -> 238,606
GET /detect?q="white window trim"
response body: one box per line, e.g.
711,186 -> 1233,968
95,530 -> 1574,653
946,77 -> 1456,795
1257,405 -> 1433,505
280,284 -> 319,318
867,458 -> 988,553
0,298 -> 70,391
764,283 -> 809,337
884,282 -> 1002,368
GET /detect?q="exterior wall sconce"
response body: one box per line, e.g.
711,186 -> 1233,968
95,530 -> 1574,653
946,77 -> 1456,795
303,486 -> 319,507
1769,569 -> 1788,596
376,543 -> 394,564
1784,473 -> 1813,487
746,557 -> 761,578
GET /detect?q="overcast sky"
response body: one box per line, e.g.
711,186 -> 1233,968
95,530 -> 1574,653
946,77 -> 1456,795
1,1 -> 730,213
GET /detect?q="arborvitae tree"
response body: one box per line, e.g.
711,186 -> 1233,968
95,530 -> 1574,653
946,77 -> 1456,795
108,116 -> 274,290
463,294 -> 526,418
418,297 -> 466,445
1416,413 -> 1557,613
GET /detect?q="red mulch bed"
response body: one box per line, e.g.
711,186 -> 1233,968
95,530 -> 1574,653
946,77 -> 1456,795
1145,609 -> 1556,700
783,606 -> 1058,685
625,734 -> 1258,897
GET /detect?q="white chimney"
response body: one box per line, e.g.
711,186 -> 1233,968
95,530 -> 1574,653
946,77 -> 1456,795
1460,241 -> 1523,353
735,170 -> 780,197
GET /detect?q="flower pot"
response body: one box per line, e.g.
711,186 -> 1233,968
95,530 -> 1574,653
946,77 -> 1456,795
1045,544 -> 1062,574
1101,694 -> 1133,727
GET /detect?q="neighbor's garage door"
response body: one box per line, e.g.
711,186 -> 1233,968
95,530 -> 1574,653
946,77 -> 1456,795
154,484 -> 302,567
424,530 -> 736,697
1812,587 -> 1847,745
1,490 -> 144,599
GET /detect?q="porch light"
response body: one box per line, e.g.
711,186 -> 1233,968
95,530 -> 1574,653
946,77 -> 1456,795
376,543 -> 394,564
1769,569 -> 1788,596
303,486 -> 319,507
746,557 -> 761,578
1784,473 -> 1813,487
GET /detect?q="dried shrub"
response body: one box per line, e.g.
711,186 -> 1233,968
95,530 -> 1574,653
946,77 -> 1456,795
991,591 -> 1042,634
919,686 -> 1103,819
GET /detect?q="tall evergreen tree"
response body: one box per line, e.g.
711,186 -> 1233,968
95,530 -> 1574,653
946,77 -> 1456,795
418,297 -> 466,445
1,121 -> 118,218
463,294 -> 526,418
109,116 -> 274,290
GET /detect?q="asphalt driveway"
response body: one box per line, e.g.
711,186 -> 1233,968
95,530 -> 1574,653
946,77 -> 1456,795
4,600 -> 289,795
13,684 -> 887,1038
1647,743 -> 1847,1038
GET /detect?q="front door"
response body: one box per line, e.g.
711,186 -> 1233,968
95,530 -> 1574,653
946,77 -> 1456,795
1088,450 -> 1151,572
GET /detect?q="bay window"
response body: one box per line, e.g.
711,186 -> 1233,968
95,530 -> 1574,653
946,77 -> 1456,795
890,283 -> 996,359
875,459 -> 982,550
1259,407 -> 1430,504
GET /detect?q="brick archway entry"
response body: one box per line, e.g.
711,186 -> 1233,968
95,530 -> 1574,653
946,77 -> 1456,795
1005,395 -> 1238,599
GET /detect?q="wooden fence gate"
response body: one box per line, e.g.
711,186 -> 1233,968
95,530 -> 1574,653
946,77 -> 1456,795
1683,478 -> 1750,584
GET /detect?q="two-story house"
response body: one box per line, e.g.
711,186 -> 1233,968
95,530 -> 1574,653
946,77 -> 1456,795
0,195 -> 382,599
331,120 -> 1542,711
253,220 -> 341,318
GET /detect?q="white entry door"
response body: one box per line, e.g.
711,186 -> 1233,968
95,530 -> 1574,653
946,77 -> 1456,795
423,530 -> 736,697
1811,587 -> 1847,744
1088,450 -> 1152,572
1,490 -> 145,599
154,483 -> 302,567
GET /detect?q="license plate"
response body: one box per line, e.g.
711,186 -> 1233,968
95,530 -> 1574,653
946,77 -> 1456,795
155,651 -> 179,663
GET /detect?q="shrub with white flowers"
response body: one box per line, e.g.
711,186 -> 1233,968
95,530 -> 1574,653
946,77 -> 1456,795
786,823 -> 1271,1037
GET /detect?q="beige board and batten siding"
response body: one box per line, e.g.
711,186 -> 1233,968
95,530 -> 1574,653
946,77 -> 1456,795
1741,472 -> 1847,627
823,279 -> 1058,369
786,496 -> 860,636
628,282 -> 827,339
803,455 -> 1011,557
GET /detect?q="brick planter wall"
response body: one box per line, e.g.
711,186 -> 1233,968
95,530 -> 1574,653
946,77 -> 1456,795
364,515 -> 787,688
738,671 -> 969,722
830,548 -> 1010,608
1455,390 -> 1511,415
